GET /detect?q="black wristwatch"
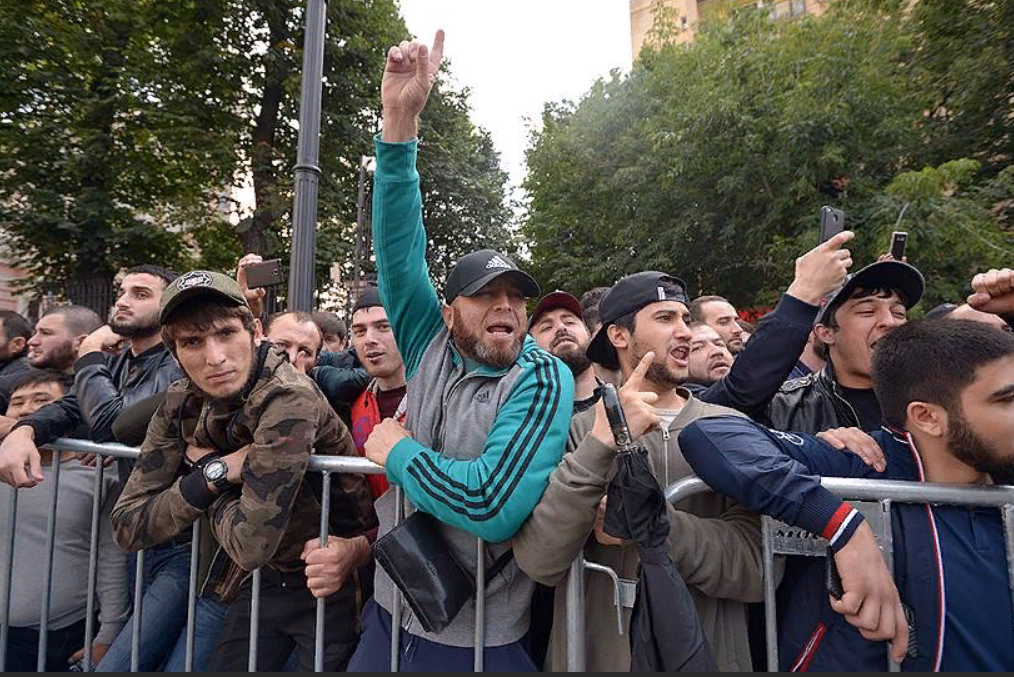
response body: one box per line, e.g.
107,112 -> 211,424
202,458 -> 232,493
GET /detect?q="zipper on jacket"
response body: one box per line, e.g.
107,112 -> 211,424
830,382 -> 861,428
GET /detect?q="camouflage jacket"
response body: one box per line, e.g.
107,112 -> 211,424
110,344 -> 377,600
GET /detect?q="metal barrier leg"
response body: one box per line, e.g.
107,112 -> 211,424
0,488 -> 18,672
1003,504 -> 1014,647
37,454 -> 62,671
131,549 -> 145,672
84,461 -> 105,672
248,568 -> 261,672
881,500 -> 902,673
762,516 -> 779,672
314,471 -> 332,672
390,488 -> 403,672
474,538 -> 485,672
185,521 -> 200,672
565,554 -> 586,672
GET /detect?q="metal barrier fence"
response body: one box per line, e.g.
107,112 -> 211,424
4,439 -> 1014,672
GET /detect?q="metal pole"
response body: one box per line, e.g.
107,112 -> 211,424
762,516 -> 779,672
351,159 -> 366,316
0,489 -> 18,672
185,521 -> 200,672
565,555 -> 586,671
84,461 -> 105,672
287,0 -> 328,311
131,549 -> 145,672
881,500 -> 901,673
248,568 -> 262,672
314,471 -> 332,672
473,539 -> 485,672
37,454 -> 62,671
390,487 -> 404,671
1003,505 -> 1014,651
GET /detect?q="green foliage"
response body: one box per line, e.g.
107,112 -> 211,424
522,1 -> 1014,310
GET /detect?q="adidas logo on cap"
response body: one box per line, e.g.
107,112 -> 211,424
485,255 -> 512,270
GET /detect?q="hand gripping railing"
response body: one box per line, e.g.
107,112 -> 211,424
564,476 -> 1014,672
0,438 -> 498,672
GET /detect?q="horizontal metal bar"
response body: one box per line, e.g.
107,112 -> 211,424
42,438 -> 387,475
666,475 -> 1014,508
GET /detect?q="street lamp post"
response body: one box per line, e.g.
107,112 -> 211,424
350,155 -> 375,314
287,0 -> 328,312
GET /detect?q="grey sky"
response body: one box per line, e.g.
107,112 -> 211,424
397,0 -> 634,188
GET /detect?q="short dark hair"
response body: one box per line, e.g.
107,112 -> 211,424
161,298 -> 256,354
579,287 -> 611,332
41,305 -> 103,337
311,311 -> 347,340
264,311 -> 323,355
9,368 -> 71,397
0,311 -> 32,344
873,319 -> 1014,428
688,295 -> 730,322
123,265 -> 178,288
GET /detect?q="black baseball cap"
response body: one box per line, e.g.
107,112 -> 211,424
815,260 -> 925,327
528,290 -> 583,330
586,271 -> 689,370
444,250 -> 540,304
159,270 -> 248,324
352,286 -> 382,314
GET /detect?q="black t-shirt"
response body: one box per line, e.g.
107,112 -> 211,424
574,391 -> 601,414
376,385 -> 407,420
837,385 -> 882,432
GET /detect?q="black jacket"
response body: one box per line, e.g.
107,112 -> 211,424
763,361 -> 861,434
16,343 -> 184,445
685,293 -> 819,420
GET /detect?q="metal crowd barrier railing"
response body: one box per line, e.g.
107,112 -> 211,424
6,438 -> 1014,674
0,438 -> 498,673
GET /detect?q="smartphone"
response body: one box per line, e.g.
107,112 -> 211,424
819,206 -> 845,244
244,259 -> 284,288
890,231 -> 908,260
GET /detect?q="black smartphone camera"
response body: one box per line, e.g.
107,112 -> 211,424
244,258 -> 284,288
890,231 -> 908,260
819,206 -> 845,244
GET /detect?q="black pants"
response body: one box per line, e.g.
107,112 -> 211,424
208,567 -> 361,672
5,617 -> 86,672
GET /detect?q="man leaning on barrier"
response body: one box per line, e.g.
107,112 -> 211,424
346,30 -> 573,672
679,317 -> 1014,670
108,271 -> 378,672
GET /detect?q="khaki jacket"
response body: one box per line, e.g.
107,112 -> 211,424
513,391 -> 765,672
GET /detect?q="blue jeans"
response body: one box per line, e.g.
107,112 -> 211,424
161,595 -> 229,672
95,541 -> 191,672
347,600 -> 537,672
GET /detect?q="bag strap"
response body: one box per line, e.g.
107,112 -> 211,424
483,548 -> 514,586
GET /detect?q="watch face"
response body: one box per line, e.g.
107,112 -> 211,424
205,460 -> 226,482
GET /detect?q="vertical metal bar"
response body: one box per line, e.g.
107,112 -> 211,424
473,538 -> 485,672
286,0 -> 328,311
314,471 -> 332,672
84,461 -> 105,672
565,554 -> 586,672
0,488 -> 19,672
762,517 -> 779,672
248,568 -> 261,672
37,453 -> 62,671
1002,504 -> 1014,651
390,487 -> 404,672
881,500 -> 901,673
131,549 -> 145,673
185,521 -> 200,672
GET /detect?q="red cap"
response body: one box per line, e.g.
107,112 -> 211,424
529,290 -> 583,330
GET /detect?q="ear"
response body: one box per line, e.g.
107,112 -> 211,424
813,324 -> 836,346
8,336 -> 26,354
71,334 -> 88,351
441,303 -> 454,330
906,401 -> 947,439
252,318 -> 264,341
607,323 -> 629,352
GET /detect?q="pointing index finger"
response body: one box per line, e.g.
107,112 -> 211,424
430,29 -> 445,70
627,351 -> 655,387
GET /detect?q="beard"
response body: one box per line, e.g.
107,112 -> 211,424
451,308 -> 523,370
30,342 -> 77,371
629,336 -> 683,389
949,410 -> 1014,485
109,310 -> 160,338
549,334 -> 591,377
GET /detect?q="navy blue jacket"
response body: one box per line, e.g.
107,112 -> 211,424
679,416 -> 1014,672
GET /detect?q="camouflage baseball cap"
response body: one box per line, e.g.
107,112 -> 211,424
159,270 -> 248,324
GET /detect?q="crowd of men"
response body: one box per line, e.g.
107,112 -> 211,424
1,29 -> 1013,673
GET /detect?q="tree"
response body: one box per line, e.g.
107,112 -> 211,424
0,0 -> 246,311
